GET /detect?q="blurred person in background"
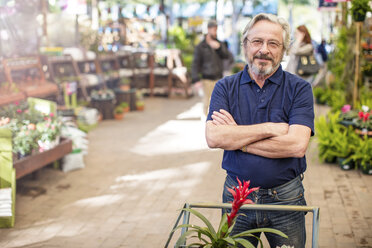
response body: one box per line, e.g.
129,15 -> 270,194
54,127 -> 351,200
206,13 -> 314,248
285,25 -> 315,82
312,39 -> 328,86
191,19 -> 230,115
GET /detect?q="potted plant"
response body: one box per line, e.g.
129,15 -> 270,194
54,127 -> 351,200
328,126 -> 359,170
171,178 -> 287,247
113,106 -> 124,120
119,77 -> 131,91
136,101 -> 145,111
350,0 -> 371,22
339,104 -> 358,127
119,101 -> 130,113
355,106 -> 372,135
315,112 -> 341,163
12,120 -> 39,159
344,136 -> 372,175
36,114 -> 62,152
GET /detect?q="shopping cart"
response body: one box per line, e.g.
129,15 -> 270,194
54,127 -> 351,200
165,203 -> 320,248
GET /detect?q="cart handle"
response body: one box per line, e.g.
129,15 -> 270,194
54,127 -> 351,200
165,202 -> 320,248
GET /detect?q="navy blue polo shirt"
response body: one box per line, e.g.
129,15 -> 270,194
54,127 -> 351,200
207,65 -> 314,188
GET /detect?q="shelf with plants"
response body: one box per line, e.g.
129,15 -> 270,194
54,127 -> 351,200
97,54 -> 121,89
0,100 -> 72,179
0,64 -> 24,106
2,57 -> 58,101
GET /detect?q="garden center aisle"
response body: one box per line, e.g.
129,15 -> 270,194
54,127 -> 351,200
0,96 -> 371,248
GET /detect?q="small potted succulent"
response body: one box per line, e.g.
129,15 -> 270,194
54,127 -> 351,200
136,101 -> 145,111
119,77 -> 131,91
113,106 -> 124,120
119,101 -> 130,113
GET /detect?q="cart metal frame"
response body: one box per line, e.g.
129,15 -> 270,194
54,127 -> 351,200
165,202 -> 320,248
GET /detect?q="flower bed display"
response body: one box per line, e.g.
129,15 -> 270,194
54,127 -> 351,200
0,101 -> 63,160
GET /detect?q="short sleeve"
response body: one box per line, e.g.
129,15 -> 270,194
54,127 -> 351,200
288,82 -> 315,136
206,79 -> 230,121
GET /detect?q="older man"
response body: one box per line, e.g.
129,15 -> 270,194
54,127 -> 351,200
205,13 -> 314,247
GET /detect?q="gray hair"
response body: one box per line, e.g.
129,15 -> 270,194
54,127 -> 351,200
241,13 -> 291,54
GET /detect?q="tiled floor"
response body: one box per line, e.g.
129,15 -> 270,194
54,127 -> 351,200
0,96 -> 371,248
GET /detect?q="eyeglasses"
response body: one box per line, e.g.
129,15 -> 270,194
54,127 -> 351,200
246,38 -> 283,50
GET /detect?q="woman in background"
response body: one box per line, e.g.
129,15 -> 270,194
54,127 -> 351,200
285,25 -> 315,81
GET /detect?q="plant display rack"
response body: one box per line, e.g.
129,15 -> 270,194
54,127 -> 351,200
13,138 -> 72,179
1,57 -> 58,105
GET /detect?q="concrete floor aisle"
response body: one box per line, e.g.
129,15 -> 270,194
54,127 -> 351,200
0,96 -> 371,248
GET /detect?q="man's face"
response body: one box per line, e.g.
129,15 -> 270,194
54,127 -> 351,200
243,20 -> 285,77
208,26 -> 218,40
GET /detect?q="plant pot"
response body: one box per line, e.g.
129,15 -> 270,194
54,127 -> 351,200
339,120 -> 355,127
123,106 -> 130,113
120,85 -> 130,91
361,163 -> 372,175
352,12 -> 366,22
136,105 -> 144,111
337,157 -> 354,171
324,156 -> 336,164
355,129 -> 372,137
114,113 -> 124,120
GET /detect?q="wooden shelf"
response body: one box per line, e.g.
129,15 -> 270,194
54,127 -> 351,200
1,56 -> 58,104
13,138 -> 73,179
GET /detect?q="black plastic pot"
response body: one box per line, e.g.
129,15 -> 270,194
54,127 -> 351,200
361,164 -> 372,175
337,157 -> 354,171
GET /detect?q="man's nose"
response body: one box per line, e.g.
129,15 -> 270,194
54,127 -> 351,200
259,42 -> 270,53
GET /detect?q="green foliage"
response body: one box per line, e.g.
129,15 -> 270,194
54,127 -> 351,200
327,26 -> 355,103
172,208 -> 287,248
313,86 -> 345,110
315,112 -> 342,162
350,0 -> 372,21
119,101 -> 129,108
327,125 -> 360,159
136,101 -> 145,107
114,106 -> 124,114
167,25 -> 196,72
12,120 -> 39,156
345,136 -> 372,169
356,87 -> 372,110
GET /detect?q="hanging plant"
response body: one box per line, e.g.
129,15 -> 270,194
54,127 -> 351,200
350,0 -> 371,22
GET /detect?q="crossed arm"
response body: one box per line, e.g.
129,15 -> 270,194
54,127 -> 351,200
205,109 -> 312,158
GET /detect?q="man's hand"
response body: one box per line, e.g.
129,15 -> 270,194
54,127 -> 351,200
211,109 -> 237,126
206,35 -> 221,49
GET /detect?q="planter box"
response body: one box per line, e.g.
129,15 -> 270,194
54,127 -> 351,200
13,138 -> 72,179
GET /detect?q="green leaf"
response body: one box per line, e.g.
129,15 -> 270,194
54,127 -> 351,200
234,238 -> 256,248
175,229 -> 199,248
172,224 -> 214,241
232,228 -> 288,239
186,242 -> 205,247
222,236 -> 235,245
181,208 -> 217,239
217,213 -> 229,237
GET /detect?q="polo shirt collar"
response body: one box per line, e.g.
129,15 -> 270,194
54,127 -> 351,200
240,64 -> 283,86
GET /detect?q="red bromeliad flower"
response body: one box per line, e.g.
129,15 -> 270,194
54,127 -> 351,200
363,112 -> 370,122
359,111 -> 370,122
226,178 -> 260,227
